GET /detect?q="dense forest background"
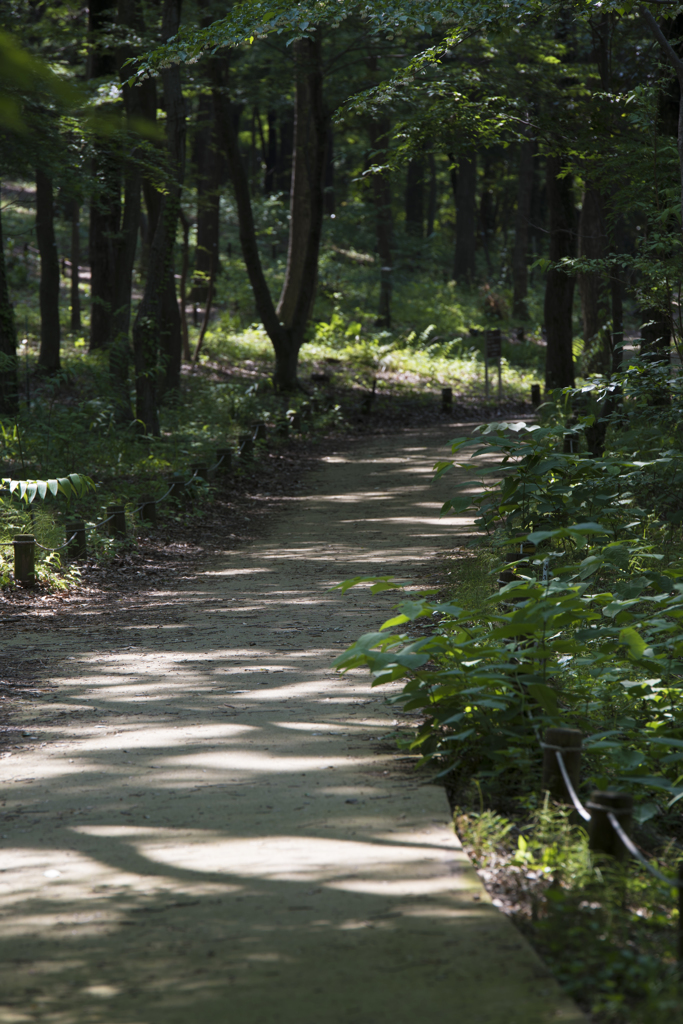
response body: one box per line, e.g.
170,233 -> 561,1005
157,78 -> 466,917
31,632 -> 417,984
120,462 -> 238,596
1,0 -> 682,439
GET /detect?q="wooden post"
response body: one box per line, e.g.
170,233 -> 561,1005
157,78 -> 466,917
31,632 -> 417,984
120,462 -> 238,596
442,387 -> 453,413
542,727 -> 582,803
107,505 -> 126,539
587,791 -> 634,860
190,461 -> 208,481
169,472 -> 185,499
214,448 -> 233,475
531,384 -> 541,407
239,434 -> 254,462
65,520 -> 86,560
139,495 -> 157,526
13,534 -> 35,585
290,412 -> 302,432
253,421 -> 267,441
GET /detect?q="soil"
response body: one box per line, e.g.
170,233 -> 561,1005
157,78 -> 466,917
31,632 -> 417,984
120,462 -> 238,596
0,422 -> 584,1024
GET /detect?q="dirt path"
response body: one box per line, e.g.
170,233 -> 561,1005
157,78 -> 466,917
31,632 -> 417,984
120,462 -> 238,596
0,426 -> 584,1024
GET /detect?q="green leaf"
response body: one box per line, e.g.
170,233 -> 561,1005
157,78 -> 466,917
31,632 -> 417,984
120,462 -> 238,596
526,682 -> 559,715
619,626 -> 648,659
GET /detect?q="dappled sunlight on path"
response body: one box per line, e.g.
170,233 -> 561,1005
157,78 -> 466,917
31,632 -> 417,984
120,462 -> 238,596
0,429 -> 584,1023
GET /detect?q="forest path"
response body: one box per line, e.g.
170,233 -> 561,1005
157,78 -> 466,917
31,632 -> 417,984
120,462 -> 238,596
0,425 -> 584,1024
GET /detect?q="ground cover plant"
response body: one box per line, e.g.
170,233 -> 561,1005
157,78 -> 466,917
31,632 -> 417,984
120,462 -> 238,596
334,363 -> 683,1021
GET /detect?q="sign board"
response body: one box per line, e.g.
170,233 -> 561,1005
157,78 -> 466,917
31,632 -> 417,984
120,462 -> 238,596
485,328 -> 502,360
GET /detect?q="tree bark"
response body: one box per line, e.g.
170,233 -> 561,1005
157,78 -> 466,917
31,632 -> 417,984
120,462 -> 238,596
88,158 -> 120,351
70,201 -> 81,331
265,109 -> 278,194
544,156 -> 576,392
276,34 -> 326,348
191,91 -> 220,302
512,139 -> 534,319
87,0 -> 120,352
35,168 -> 61,374
0,205 -> 18,414
404,158 -> 425,238
453,152 -> 477,284
368,117 -> 393,327
323,122 -> 335,215
132,0 -> 185,433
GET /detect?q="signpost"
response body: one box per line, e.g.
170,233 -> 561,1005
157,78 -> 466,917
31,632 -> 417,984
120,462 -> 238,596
485,328 -> 502,402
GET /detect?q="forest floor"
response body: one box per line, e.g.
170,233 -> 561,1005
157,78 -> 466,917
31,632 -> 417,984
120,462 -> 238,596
0,421 -> 584,1024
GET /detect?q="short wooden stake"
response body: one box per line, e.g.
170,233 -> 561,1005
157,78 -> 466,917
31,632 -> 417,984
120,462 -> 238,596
239,434 -> 254,462
252,421 -> 267,441
442,387 -> 453,413
13,534 -> 36,585
107,505 -> 126,539
168,473 -> 185,499
190,461 -> 208,482
542,727 -> 583,803
139,495 -> 156,526
290,411 -> 302,432
65,520 -> 86,559
214,448 -> 233,475
531,384 -> 541,407
587,791 -> 633,860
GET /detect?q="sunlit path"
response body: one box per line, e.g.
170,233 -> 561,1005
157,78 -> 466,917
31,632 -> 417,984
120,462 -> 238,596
0,427 -> 584,1023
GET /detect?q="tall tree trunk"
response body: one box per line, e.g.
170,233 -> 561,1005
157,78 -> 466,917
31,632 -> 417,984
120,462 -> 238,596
88,159 -> 120,351
368,117 -> 393,327
70,201 -> 81,331
453,152 -> 476,284
0,205 -> 18,414
35,168 -> 61,374
265,109 -> 278,194
276,108 -> 293,193
323,123 -> 335,215
211,55 -> 306,389
132,0 -> 185,433
191,92 -> 220,303
276,34 -> 326,349
404,158 -> 424,237
544,156 -> 576,392
578,185 -> 610,372
87,0 -> 120,352
512,139 -> 534,319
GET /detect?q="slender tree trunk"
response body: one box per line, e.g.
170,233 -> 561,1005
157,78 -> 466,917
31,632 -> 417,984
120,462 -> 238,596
453,152 -> 476,284
611,269 -> 624,372
404,158 -> 425,238
512,139 -> 534,319
276,34 -> 326,349
276,108 -> 293,193
70,202 -> 81,331
132,0 -> 185,432
368,117 -> 393,327
88,160 -> 119,351
191,92 -> 220,302
324,123 -> 335,215
0,205 -> 18,414
544,156 -> 576,392
265,109 -> 277,194
35,168 -> 61,374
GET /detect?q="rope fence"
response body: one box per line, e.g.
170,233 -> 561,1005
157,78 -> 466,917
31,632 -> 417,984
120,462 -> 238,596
7,441 -> 239,584
540,727 -> 683,977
